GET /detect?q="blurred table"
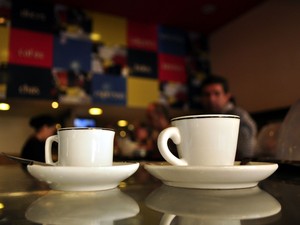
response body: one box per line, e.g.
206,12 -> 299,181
0,162 -> 299,224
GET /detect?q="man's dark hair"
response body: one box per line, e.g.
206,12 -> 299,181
29,114 -> 56,131
200,75 -> 230,93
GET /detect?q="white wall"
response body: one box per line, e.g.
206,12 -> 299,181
210,0 -> 300,112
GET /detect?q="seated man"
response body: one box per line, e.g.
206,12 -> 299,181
200,75 -> 257,161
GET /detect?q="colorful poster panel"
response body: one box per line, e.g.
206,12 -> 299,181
11,0 -> 54,33
159,81 -> 188,109
6,64 -> 57,99
158,53 -> 187,83
53,36 -> 92,72
158,26 -> 186,56
0,26 -> 9,63
186,32 -> 209,55
186,32 -> 210,76
54,5 -> 92,39
91,74 -> 126,105
127,20 -> 157,52
187,72 -> 207,109
186,56 -> 210,79
0,64 -> 9,99
0,0 -> 11,26
185,32 -> 210,109
88,11 -> 126,46
127,77 -> 159,108
92,43 -> 127,76
52,68 -> 92,104
127,49 -> 157,79
9,28 -> 53,68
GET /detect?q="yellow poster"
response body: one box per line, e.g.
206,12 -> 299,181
127,77 -> 159,108
88,11 -> 127,46
0,27 -> 9,63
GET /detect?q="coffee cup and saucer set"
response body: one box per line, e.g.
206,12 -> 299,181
144,114 -> 278,189
27,128 -> 139,191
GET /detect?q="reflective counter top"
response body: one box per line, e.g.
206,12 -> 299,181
0,162 -> 299,224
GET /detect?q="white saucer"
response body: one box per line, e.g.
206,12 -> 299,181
27,162 -> 139,191
144,162 -> 278,189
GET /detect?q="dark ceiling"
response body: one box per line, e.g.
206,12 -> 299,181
50,0 -> 266,34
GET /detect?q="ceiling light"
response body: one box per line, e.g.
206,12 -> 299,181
51,101 -> 59,109
128,124 -> 135,131
0,103 -> 10,111
119,130 -> 127,138
118,120 -> 128,127
0,17 -> 6,24
89,107 -> 103,115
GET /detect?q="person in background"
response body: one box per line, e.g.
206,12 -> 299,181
21,114 -> 57,166
146,102 -> 177,160
133,122 -> 153,158
199,75 -> 257,161
116,122 -> 153,160
147,102 -> 170,133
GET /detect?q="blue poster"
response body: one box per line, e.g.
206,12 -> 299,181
91,74 -> 126,105
158,26 -> 186,56
127,49 -> 157,79
53,36 -> 92,72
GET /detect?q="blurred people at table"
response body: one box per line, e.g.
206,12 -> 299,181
116,122 -> 153,159
254,122 -> 281,160
146,102 -> 177,160
21,114 -> 57,166
199,75 -> 257,161
134,122 -> 153,156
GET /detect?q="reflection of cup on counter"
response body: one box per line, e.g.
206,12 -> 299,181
26,189 -> 139,225
146,185 -> 281,225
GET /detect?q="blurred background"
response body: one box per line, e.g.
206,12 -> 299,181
0,0 -> 299,162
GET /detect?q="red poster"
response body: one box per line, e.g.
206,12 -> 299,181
158,53 -> 187,83
127,21 -> 157,52
9,28 -> 53,68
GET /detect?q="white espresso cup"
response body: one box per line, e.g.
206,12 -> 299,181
157,114 -> 240,166
45,127 -> 115,167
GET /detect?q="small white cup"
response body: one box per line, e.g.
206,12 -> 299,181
45,127 -> 115,167
157,114 -> 240,166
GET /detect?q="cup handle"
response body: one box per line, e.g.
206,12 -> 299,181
45,135 -> 58,165
157,127 -> 187,166
160,214 -> 176,225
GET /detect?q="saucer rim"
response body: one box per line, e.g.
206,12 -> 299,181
27,162 -> 139,191
144,161 -> 278,189
27,161 -> 139,169
144,161 -> 278,169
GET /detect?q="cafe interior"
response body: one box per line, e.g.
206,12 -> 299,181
0,0 -> 300,224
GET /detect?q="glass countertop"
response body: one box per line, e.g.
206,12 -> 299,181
0,162 -> 299,224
